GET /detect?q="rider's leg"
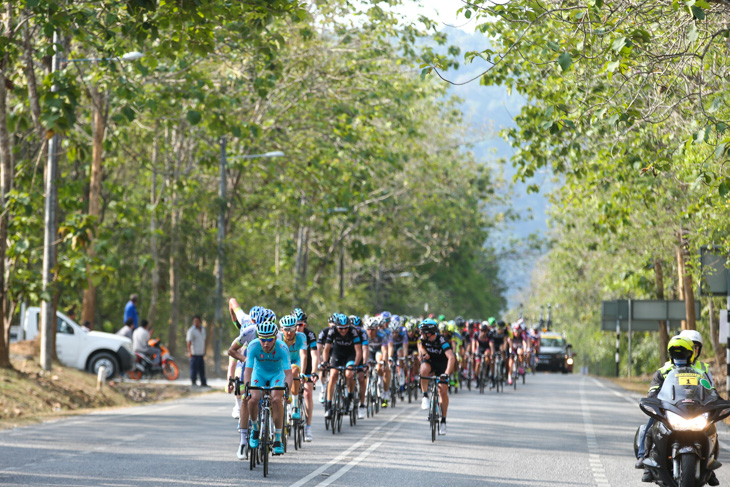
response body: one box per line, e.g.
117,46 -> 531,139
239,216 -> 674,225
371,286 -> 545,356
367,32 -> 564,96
420,362 -> 432,395
271,389 -> 285,449
303,380 -> 314,425
291,365 -> 301,411
358,371 -> 366,405
438,381 -> 449,419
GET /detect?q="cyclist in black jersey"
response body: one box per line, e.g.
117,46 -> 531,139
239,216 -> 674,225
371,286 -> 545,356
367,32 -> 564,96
472,323 -> 492,386
323,313 -> 362,418
350,315 -> 368,419
317,316 -> 335,403
293,308 -> 318,442
418,318 -> 456,435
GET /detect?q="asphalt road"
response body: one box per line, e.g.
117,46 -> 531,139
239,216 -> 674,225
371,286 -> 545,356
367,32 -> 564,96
3,373 -> 730,486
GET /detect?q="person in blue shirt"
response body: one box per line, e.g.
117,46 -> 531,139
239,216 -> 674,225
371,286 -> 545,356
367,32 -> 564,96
245,315 -> 292,456
123,294 -> 139,329
277,315 -> 308,420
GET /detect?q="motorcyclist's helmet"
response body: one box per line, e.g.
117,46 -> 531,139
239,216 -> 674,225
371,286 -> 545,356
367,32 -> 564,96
679,329 -> 703,359
667,336 -> 695,366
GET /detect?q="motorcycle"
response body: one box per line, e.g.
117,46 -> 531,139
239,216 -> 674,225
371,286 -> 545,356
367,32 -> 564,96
127,338 -> 179,381
635,366 -> 730,486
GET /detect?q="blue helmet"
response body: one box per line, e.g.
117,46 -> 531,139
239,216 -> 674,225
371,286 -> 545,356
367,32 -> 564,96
380,311 -> 391,322
392,315 -> 401,325
292,308 -> 307,324
335,313 -> 349,327
349,315 -> 362,328
279,315 -> 297,330
257,318 -> 278,337
254,308 -> 276,325
419,318 -> 438,334
250,306 -> 264,324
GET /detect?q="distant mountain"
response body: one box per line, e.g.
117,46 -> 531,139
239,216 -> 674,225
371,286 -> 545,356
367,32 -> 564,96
435,27 -> 555,307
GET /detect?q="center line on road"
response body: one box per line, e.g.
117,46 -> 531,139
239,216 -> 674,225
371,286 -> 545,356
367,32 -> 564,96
314,408 -> 420,487
581,378 -> 611,487
287,407 -> 412,487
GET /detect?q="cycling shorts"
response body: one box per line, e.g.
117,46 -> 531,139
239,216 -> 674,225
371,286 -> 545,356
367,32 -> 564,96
303,350 -> 313,376
391,343 -> 404,359
330,353 -> 356,368
424,358 -> 447,376
477,345 -> 490,357
408,344 -> 419,355
369,349 -> 380,363
250,369 -> 286,389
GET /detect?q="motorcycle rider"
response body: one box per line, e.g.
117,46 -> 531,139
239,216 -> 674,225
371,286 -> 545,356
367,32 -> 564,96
636,335 -> 718,485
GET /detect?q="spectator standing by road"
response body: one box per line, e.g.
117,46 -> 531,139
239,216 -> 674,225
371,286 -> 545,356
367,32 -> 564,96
116,319 -> 134,340
187,316 -> 207,387
124,294 -> 139,329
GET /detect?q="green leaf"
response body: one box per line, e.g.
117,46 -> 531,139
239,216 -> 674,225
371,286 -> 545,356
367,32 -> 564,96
688,24 -> 699,43
611,37 -> 627,52
606,60 -> 619,72
121,106 -> 135,122
695,0 -> 711,6
464,9 -> 472,19
558,51 -> 572,71
547,40 -> 560,52
691,6 -> 705,19
719,178 -> 730,197
713,142 -> 727,159
186,110 -> 202,125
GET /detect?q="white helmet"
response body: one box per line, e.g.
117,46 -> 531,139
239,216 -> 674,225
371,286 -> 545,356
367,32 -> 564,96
679,330 -> 703,346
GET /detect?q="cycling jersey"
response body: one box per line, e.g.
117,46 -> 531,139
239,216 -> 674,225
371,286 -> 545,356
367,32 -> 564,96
235,323 -> 258,347
300,326 -> 317,375
367,329 -> 390,361
473,331 -> 491,354
277,331 -> 307,367
407,332 -> 419,354
357,328 -> 368,365
246,338 -> 291,388
391,327 -> 408,346
420,333 -> 452,376
489,328 -> 511,347
326,325 -> 361,367
317,327 -> 332,346
512,329 -> 527,349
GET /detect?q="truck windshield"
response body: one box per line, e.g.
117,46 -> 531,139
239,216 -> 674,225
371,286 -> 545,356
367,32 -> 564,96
540,338 -> 564,348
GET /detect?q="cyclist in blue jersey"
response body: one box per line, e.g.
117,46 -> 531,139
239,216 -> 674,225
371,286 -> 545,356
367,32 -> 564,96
365,316 -> 391,407
388,315 -> 408,392
278,315 -> 308,420
293,308 -> 318,442
245,314 -> 292,456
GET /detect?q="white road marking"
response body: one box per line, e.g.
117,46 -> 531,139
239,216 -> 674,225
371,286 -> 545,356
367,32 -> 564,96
287,406 -> 412,487
581,378 -> 612,487
590,377 -> 639,406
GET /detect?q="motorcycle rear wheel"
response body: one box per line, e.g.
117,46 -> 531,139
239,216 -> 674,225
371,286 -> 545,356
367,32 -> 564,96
162,361 -> 179,381
678,453 -> 698,487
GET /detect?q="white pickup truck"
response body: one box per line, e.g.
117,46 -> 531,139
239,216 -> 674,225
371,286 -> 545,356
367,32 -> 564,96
9,306 -> 134,378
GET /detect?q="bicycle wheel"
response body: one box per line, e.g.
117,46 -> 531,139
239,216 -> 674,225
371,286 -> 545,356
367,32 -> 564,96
430,386 -> 439,442
292,418 -> 298,451
332,385 -> 340,436
366,385 -> 372,418
262,409 -> 270,477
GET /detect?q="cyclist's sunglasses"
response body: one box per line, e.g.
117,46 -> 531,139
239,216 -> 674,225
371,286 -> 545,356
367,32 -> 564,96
259,336 -> 276,344
336,325 -> 349,329
296,322 -> 305,327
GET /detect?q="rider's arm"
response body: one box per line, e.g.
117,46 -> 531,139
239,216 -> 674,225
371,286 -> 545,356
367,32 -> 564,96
444,349 -> 456,376
354,343 -> 362,367
285,368 -> 293,391
227,339 -> 247,363
299,348 -> 308,373
323,343 -> 332,364
647,369 -> 665,398
243,366 -> 252,386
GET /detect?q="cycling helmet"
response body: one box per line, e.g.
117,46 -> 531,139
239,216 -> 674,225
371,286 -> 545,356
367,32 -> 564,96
667,336 -> 695,366
438,314 -> 446,322
497,320 -> 506,328
328,313 -> 338,324
479,323 -> 489,332
257,308 -> 276,325
279,315 -> 297,330
446,322 -> 455,333
335,313 -> 349,327
419,318 -> 438,334
380,311 -> 392,322
365,316 -> 379,330
349,315 -> 362,328
389,320 -> 402,333
257,319 -> 278,337
487,317 -> 496,326
454,316 -> 465,327
392,315 -> 401,325
292,308 -> 307,324
249,306 -> 264,324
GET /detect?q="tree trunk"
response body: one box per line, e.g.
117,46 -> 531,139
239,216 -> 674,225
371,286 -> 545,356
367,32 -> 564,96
654,258 -> 669,364
81,86 -> 108,330
0,4 -> 14,369
167,127 -> 182,355
147,128 -> 160,326
708,298 -> 723,367
676,233 -> 696,330
22,10 -> 44,146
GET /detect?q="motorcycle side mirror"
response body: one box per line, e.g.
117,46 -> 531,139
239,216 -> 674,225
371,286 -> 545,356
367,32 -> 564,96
715,408 -> 730,422
639,401 -> 663,421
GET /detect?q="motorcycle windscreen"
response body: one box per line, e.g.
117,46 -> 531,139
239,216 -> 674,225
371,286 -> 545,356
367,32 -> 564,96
656,366 -> 718,406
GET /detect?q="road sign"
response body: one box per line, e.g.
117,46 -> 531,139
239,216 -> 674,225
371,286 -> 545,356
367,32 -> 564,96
601,299 -> 701,331
700,246 -> 729,296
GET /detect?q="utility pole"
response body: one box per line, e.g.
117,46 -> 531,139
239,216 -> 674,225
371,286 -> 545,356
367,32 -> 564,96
41,32 -> 61,371
214,136 -> 226,375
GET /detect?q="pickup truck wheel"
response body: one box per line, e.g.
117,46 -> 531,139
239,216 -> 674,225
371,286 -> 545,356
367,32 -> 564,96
89,352 -> 119,379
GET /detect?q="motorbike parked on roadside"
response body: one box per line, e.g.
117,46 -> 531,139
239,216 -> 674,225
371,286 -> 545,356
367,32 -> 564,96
127,338 -> 179,381
635,366 -> 730,487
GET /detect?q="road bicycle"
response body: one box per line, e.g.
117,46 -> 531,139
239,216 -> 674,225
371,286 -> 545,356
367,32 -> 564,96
464,353 -> 473,391
405,354 -> 419,403
490,351 -> 504,393
248,385 -> 286,477
326,364 -> 356,435
291,376 -> 306,450
420,375 -> 444,442
365,360 -> 380,417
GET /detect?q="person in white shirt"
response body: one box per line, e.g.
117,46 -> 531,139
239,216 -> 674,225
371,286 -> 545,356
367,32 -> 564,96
132,320 -> 160,368
186,316 -> 207,387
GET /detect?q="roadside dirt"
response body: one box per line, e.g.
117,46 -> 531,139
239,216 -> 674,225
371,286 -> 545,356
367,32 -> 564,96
0,342 -> 205,430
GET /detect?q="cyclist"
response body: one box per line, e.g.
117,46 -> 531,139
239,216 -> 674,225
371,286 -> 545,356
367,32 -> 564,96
365,316 -> 391,407
293,308 -> 318,442
418,318 -> 456,435
511,320 -> 528,379
489,320 -> 512,385
406,318 -> 421,386
277,315 -> 308,421
389,315 -> 408,394
226,300 -> 262,460
472,322 -> 492,388
323,313 -> 362,419
350,315 -> 368,419
317,315 -> 335,403
244,311 -> 292,456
